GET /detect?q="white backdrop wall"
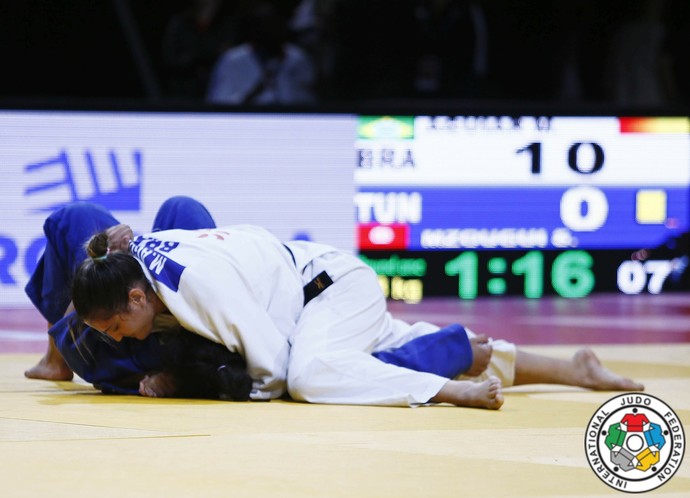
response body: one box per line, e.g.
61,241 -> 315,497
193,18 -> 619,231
0,110 -> 357,307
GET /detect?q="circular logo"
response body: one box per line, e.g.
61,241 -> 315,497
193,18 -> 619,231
585,393 -> 685,493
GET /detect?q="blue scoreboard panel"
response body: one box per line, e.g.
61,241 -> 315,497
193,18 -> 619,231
355,115 -> 690,301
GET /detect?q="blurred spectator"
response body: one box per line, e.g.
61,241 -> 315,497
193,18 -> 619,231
663,0 -> 690,105
288,0 -> 338,97
328,0 -> 419,101
4,0 -> 689,107
412,0 -> 490,99
206,0 -> 317,105
551,2 -> 594,102
602,0 -> 678,107
162,0 -> 241,100
484,0 -> 564,102
547,1 -> 618,103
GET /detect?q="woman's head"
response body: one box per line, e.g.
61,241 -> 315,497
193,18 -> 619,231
72,231 -> 159,341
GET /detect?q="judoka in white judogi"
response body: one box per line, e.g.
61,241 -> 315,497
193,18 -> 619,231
130,225 -> 516,406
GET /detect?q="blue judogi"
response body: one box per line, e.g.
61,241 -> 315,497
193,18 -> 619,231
27,196 -> 217,394
49,312 -> 166,393
372,323 -> 472,379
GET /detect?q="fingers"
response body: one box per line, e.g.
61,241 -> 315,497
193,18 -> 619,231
139,375 -> 156,397
106,224 -> 134,252
474,341 -> 493,355
471,333 -> 490,344
139,371 -> 178,398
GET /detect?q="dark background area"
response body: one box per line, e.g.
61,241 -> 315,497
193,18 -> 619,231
0,0 -> 689,111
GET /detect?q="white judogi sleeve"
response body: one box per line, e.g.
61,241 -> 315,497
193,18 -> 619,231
130,225 -> 310,400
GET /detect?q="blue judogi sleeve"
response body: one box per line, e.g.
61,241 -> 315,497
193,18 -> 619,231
25,202 -> 119,324
49,312 -> 166,394
373,323 -> 473,378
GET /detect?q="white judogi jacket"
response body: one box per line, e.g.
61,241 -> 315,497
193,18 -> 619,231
130,225 -> 331,400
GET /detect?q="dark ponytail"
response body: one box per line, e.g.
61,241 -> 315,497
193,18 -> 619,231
72,230 -> 150,321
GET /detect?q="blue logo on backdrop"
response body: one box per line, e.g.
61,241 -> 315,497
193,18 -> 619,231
24,149 -> 142,212
0,148 -> 144,285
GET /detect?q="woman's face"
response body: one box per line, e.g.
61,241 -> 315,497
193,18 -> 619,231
85,287 -> 157,342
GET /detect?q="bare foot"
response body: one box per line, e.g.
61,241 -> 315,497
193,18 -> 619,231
139,371 -> 177,398
25,339 -> 74,381
573,349 -> 644,391
432,377 -> 504,410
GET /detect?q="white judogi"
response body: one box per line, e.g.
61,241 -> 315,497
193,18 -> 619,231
130,225 -> 516,406
206,43 -> 316,105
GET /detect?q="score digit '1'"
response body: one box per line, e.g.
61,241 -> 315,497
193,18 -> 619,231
517,142 -> 605,175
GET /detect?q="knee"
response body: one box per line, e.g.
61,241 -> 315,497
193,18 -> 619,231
286,357 -> 326,402
286,365 -> 310,402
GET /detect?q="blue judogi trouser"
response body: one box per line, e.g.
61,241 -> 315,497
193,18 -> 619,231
26,197 -> 473,395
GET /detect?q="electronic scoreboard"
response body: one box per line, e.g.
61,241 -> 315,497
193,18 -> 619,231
355,115 -> 690,301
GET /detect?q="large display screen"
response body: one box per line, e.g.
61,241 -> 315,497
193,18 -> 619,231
356,115 -> 690,301
1,109 -> 688,308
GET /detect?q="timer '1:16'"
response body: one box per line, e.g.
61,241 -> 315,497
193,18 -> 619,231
444,250 -> 595,299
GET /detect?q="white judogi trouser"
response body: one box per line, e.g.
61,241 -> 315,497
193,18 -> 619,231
286,249 -> 517,407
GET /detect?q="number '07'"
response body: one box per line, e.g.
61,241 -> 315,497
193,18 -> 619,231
516,142 -> 605,175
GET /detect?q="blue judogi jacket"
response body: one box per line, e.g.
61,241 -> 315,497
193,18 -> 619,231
49,312 -> 165,394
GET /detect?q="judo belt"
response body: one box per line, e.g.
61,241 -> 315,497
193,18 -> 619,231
283,244 -> 334,306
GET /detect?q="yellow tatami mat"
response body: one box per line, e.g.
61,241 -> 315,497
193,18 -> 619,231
1,345 -> 689,497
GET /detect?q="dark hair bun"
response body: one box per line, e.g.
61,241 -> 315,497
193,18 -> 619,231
86,232 -> 109,260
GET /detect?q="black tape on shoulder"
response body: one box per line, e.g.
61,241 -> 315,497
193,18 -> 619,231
303,271 -> 334,306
